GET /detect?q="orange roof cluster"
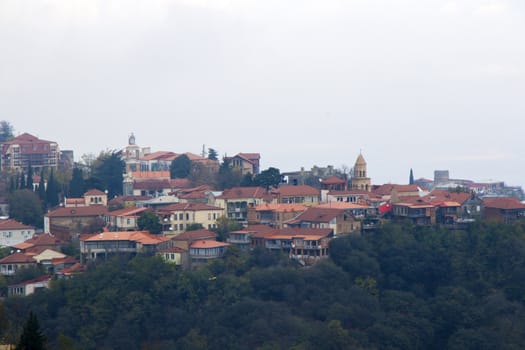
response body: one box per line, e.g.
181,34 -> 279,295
424,189 -> 471,205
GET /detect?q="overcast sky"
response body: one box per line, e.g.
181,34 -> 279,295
1,0 -> 524,186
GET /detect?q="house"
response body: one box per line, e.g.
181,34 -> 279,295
323,189 -> 381,205
140,151 -> 178,172
55,262 -> 85,279
189,240 -> 230,265
44,205 -> 108,241
105,207 -> 149,231
8,275 -> 51,297
0,219 -> 35,247
373,184 -> 422,202
483,197 -> 525,224
391,198 -> 437,226
122,170 -> 191,197
285,207 -> 362,235
0,133 -> 59,172
272,185 -> 321,205
80,229 -> 172,262
224,153 -> 261,175
254,227 -> 332,264
157,203 -> 225,234
171,229 -> 218,250
215,187 -> 272,224
0,252 -> 37,276
247,203 -> 307,228
156,246 -> 189,266
84,189 -> 108,206
11,234 -> 65,255
424,189 -> 483,223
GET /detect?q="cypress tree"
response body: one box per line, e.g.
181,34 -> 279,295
46,169 -> 59,207
27,166 -> 34,191
16,311 -> 47,350
409,168 -> 414,185
69,168 -> 85,198
38,170 -> 46,201
19,172 -> 26,190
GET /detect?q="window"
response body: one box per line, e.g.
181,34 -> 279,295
186,213 -> 189,220
179,213 -> 183,220
179,224 -> 184,231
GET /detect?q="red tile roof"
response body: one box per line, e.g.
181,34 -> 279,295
82,231 -> 171,245
0,252 -> 36,264
8,275 -> 51,287
373,184 -> 420,196
171,229 -> 217,241
158,203 -> 223,212
321,176 -> 346,185
14,234 -> 64,249
483,197 -> 525,210
253,203 -> 307,213
107,207 -> 148,217
273,185 -> 320,197
289,207 -> 344,223
46,206 -> 108,218
141,151 -> 178,161
424,190 -> 471,205
315,202 -> 370,210
0,219 -> 34,231
218,187 -> 270,200
190,240 -> 230,249
84,189 -> 107,196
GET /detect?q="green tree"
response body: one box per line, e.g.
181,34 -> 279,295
27,166 -> 34,191
0,120 -> 14,142
19,171 -> 26,190
170,154 -> 191,179
186,223 -> 204,231
8,190 -> 43,228
254,167 -> 281,189
240,173 -> 255,187
216,158 -> 242,190
16,311 -> 47,350
68,168 -> 85,198
212,216 -> 242,242
37,170 -> 46,201
45,169 -> 60,208
207,148 -> 219,161
137,211 -> 162,234
409,168 -> 414,185
90,151 -> 125,199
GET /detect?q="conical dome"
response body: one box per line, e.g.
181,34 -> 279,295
355,153 -> 366,166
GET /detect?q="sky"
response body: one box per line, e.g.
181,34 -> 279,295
1,0 -> 524,186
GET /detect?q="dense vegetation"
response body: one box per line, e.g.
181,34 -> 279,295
2,221 -> 525,349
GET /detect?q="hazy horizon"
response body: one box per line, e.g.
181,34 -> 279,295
2,0 -> 524,187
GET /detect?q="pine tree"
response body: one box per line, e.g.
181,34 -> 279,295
207,148 -> 219,161
16,311 -> 47,350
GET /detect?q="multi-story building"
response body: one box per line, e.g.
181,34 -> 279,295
157,203 -> 225,234
272,185 -> 321,205
0,133 -> 59,172
215,187 -> 272,224
0,219 -> 35,247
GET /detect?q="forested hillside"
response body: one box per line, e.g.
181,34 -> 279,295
2,221 -> 525,349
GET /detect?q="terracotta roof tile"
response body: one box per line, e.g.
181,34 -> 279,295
172,229 -> 217,241
483,197 -> 525,210
107,207 -> 148,217
290,207 -> 344,223
0,219 -> 35,231
190,240 -> 230,249
84,189 -> 106,196
46,206 -> 107,218
218,187 -> 270,200
273,185 -> 320,197
0,252 -> 36,264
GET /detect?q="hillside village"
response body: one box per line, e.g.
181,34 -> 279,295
1,129 -> 525,298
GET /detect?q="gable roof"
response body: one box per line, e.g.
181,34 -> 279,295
218,187 -> 270,200
171,229 -> 217,241
84,189 -> 106,196
0,219 -> 35,231
290,207 -> 344,223
373,184 -> 420,196
46,206 -> 108,218
82,230 -> 171,245
8,275 -> 51,288
483,197 -> 525,210
253,203 -> 307,213
158,203 -> 223,212
273,185 -> 320,197
424,189 -> 472,205
13,234 -> 64,249
0,252 -> 36,264
190,240 -> 230,249
106,207 -> 148,217
321,176 -> 346,185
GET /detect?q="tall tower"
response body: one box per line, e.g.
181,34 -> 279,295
351,152 -> 371,192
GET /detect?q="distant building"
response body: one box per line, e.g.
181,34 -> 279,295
350,153 -> 371,192
0,133 -> 59,172
224,153 -> 261,175
8,275 -> 51,297
0,219 -> 35,247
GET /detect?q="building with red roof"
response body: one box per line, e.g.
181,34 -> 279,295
216,187 -> 272,224
189,240 -> 230,265
247,203 -> 307,228
483,197 -> 525,224
157,203 -> 225,234
271,185 -> 321,205
0,219 -> 35,247
0,132 -> 59,172
8,275 -> 51,297
285,206 -> 363,235
224,153 -> 261,175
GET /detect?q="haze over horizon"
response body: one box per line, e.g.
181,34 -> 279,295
1,0 -> 524,187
